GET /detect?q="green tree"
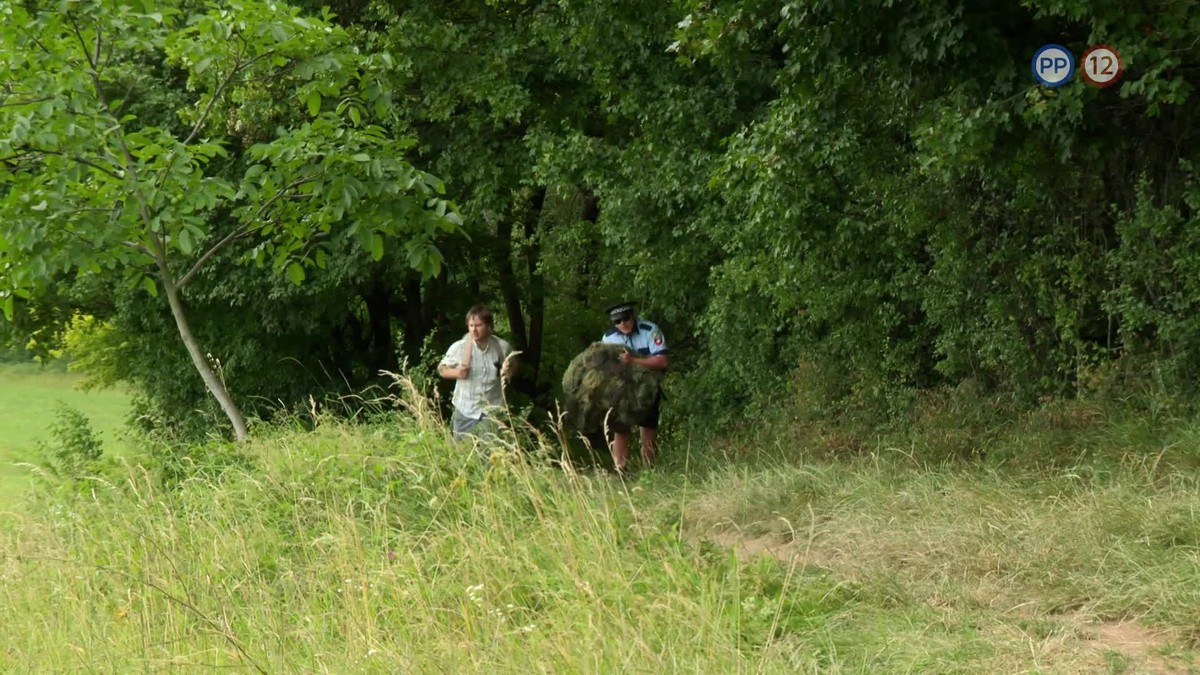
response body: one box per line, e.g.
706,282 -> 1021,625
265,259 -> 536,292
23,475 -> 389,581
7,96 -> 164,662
367,0 -> 769,410
0,0 -> 459,440
664,0 -> 1200,418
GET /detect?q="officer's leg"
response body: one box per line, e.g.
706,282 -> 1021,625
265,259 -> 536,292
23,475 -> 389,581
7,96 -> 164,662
610,431 -> 631,473
638,391 -> 662,467
639,426 -> 657,467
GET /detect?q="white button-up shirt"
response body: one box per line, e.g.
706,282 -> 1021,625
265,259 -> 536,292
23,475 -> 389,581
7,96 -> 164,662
440,335 -> 511,420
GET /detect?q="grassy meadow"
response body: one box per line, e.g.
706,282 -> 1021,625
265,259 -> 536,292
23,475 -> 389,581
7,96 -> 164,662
1,377 -> 1199,672
0,363 -> 131,504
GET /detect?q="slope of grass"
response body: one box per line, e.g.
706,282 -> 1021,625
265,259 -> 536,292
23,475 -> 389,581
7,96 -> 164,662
1,423 -> 818,671
0,363 -> 131,504
0,379 -> 1198,672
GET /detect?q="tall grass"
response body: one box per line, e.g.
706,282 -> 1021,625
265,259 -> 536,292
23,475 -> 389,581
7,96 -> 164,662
0,382 -> 843,672
2,377 -> 1198,672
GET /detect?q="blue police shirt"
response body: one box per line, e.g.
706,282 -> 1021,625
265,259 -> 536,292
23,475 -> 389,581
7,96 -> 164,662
602,320 -> 668,356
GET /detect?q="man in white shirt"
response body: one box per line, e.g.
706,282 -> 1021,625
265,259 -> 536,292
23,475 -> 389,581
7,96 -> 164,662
438,304 -> 513,440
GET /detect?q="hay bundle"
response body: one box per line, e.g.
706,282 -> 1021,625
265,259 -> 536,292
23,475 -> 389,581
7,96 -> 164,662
562,342 -> 663,435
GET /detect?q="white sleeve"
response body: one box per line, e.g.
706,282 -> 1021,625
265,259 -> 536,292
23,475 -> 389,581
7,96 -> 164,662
439,340 -> 463,367
647,325 -> 667,355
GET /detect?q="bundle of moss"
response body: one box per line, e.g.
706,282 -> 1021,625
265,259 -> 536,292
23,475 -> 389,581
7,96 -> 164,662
561,342 -> 663,435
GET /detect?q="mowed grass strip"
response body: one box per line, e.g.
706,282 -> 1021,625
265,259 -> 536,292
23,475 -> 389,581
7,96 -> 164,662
0,364 -> 131,503
677,447 -> 1200,672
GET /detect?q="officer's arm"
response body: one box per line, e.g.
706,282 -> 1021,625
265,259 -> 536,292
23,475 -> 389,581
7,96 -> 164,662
630,354 -> 669,370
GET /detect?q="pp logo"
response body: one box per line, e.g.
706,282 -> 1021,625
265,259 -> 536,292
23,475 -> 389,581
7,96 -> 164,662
1032,44 -> 1075,87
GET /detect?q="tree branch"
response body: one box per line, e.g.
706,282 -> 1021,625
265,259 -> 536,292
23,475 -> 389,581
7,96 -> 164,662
181,36 -> 251,147
65,12 -> 98,73
123,240 -> 154,258
16,25 -> 55,58
111,78 -> 139,120
2,146 -> 125,180
58,151 -> 123,180
63,207 -> 119,217
177,174 -> 319,288
0,96 -> 56,108
179,37 -> 291,147
236,44 -> 341,85
257,178 -> 318,219
177,225 -> 249,288
68,22 -> 161,265
91,21 -> 102,69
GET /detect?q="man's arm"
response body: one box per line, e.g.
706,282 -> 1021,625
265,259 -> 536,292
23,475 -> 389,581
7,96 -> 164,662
439,364 -> 469,380
620,353 -> 669,370
438,342 -> 468,380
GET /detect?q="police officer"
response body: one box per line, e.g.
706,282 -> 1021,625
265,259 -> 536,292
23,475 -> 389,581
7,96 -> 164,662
602,301 -> 669,471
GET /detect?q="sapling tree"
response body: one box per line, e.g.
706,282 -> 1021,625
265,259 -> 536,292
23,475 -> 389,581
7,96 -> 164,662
0,0 -> 460,440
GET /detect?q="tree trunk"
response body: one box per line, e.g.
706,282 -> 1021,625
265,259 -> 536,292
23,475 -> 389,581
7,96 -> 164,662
162,274 -> 249,442
400,277 -> 425,366
365,283 -> 398,375
523,187 -> 547,381
576,190 -> 600,306
424,268 -> 450,338
495,215 -> 528,351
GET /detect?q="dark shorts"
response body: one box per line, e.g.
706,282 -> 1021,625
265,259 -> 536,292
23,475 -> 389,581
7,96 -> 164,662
636,390 -> 663,430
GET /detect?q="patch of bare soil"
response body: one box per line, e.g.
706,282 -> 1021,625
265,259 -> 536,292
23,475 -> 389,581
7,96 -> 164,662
704,529 -> 870,589
707,530 -> 1196,673
707,530 -> 839,571
1077,620 -> 1192,674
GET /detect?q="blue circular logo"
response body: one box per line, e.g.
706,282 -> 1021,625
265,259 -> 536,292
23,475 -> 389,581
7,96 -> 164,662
1032,44 -> 1075,87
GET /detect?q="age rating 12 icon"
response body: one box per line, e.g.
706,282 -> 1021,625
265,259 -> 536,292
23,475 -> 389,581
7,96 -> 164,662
1032,44 -> 1075,87
1081,45 -> 1123,87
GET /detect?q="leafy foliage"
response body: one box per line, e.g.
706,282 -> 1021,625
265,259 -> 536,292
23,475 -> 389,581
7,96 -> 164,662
658,0 -> 1200,419
0,0 -> 459,438
7,0 -> 1200,438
